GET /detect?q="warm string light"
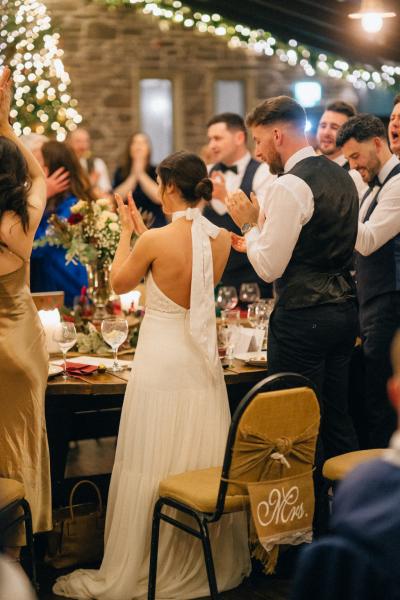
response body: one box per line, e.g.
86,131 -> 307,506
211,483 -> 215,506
97,0 -> 400,90
1,0 -> 82,139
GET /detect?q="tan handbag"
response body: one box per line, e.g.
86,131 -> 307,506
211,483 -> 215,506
45,479 -> 105,568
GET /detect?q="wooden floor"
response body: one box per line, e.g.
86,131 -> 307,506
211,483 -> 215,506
36,438 -> 295,600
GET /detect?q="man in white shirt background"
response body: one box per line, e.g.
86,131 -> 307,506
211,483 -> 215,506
228,96 -> 359,460
68,127 -> 112,197
389,94 -> 400,160
205,112 -> 275,298
317,100 -> 367,197
337,114 -> 400,448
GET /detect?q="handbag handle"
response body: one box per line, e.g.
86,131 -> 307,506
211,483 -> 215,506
68,479 -> 103,520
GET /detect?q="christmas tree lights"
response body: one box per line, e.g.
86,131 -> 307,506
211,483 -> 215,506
1,0 -> 82,139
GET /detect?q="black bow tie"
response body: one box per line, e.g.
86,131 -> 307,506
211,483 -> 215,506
216,163 -> 238,174
368,175 -> 382,190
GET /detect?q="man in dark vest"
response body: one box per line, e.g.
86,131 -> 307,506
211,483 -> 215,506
205,112 -> 275,297
317,101 -> 366,197
228,96 -> 359,458
337,114 -> 400,448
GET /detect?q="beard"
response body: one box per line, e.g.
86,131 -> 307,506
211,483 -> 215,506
267,145 -> 285,175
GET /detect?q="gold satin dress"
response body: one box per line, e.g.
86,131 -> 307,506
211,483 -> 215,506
0,260 -> 52,544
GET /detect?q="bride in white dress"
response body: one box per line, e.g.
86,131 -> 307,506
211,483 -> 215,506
53,151 -> 251,600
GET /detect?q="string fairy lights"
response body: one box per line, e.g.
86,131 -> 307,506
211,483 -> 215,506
97,0 -> 400,90
1,0 -> 82,140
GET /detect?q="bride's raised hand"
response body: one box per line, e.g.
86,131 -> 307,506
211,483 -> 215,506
127,192 -> 148,235
0,66 -> 12,127
115,193 -> 135,236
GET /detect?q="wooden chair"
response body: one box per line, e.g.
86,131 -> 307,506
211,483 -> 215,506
0,478 -> 37,588
148,373 -> 320,600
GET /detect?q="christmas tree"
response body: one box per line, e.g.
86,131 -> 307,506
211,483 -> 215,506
0,0 -> 82,139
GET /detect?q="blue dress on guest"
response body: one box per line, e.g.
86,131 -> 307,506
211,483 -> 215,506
31,194 -> 88,307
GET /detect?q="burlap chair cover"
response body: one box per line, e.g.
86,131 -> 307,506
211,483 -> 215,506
224,387 -> 320,572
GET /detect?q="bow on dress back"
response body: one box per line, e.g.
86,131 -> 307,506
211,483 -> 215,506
172,207 -> 220,374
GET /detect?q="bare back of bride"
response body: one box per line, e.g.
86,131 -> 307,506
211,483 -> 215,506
54,151 -> 251,599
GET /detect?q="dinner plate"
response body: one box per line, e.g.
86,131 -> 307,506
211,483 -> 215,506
246,356 -> 267,367
235,352 -> 260,362
48,364 -> 63,378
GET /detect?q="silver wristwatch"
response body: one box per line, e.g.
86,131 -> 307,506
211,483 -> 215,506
240,222 -> 256,236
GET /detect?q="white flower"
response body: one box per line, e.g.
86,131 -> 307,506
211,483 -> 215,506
96,217 -> 107,231
96,198 -> 111,208
101,210 -> 117,221
109,213 -> 118,222
109,222 -> 120,232
70,199 -> 88,214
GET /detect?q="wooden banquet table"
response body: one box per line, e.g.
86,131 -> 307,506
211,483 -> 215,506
46,357 -> 267,505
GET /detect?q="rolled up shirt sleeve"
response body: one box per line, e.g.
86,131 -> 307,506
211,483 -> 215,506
356,179 -> 400,256
245,175 -> 314,283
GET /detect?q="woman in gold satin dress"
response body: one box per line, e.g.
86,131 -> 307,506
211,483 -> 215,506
0,67 -> 51,558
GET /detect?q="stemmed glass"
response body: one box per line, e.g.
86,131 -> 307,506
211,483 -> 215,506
53,322 -> 77,380
239,283 -> 260,307
101,317 -> 129,372
215,286 -> 238,311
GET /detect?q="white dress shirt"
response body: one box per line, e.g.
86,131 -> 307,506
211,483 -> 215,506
334,154 -> 368,198
80,156 -> 112,194
245,146 -> 316,283
208,151 -> 275,216
356,154 -> 400,257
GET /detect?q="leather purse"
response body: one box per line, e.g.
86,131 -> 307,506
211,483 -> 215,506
45,479 -> 105,568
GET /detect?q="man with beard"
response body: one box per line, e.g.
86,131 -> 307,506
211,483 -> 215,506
317,101 -> 366,196
389,94 -> 400,159
228,96 -> 359,459
337,114 -> 400,448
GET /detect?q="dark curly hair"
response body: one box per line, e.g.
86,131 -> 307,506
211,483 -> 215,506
336,114 -> 387,147
157,151 -> 213,203
0,136 -> 30,233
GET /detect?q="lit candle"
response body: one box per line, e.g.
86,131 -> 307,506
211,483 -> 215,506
120,290 -> 141,313
38,308 -> 61,354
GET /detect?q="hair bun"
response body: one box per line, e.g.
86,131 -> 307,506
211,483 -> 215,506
194,177 -> 213,201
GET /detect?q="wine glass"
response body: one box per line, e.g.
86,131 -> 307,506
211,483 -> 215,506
239,283 -> 261,306
215,286 -> 238,311
101,317 -> 129,372
53,322 -> 77,380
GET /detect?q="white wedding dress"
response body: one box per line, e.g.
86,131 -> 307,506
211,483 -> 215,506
53,208 -> 251,600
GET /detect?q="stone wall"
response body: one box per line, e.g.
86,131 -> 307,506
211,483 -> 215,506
45,0 -> 357,175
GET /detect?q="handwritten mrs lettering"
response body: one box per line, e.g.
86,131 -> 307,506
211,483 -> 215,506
257,486 -> 305,527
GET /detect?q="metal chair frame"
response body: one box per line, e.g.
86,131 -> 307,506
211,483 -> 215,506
0,496 -> 37,589
148,372 -> 316,599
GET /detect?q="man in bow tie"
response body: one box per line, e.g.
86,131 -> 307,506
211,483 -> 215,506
204,112 -> 275,297
337,114 -> 400,448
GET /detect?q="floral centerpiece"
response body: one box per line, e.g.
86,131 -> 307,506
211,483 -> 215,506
35,197 -> 122,318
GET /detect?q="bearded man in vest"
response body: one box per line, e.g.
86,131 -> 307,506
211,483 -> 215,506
205,112 -> 275,297
337,114 -> 400,448
228,96 -> 359,459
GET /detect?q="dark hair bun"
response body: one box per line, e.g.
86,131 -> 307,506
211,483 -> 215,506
194,177 -> 213,201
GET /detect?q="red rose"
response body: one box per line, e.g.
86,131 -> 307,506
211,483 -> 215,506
68,213 -> 84,225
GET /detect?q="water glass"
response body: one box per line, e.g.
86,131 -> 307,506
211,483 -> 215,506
239,283 -> 261,306
101,317 -> 129,372
215,286 -> 238,311
53,322 -> 77,380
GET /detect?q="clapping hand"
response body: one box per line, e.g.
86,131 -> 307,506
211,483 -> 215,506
0,66 -> 12,128
226,189 -> 260,229
115,192 -> 148,236
231,233 -> 247,253
210,171 -> 228,203
46,167 -> 70,198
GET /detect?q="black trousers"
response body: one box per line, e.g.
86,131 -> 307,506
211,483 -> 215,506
359,292 -> 400,448
267,300 -> 359,459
